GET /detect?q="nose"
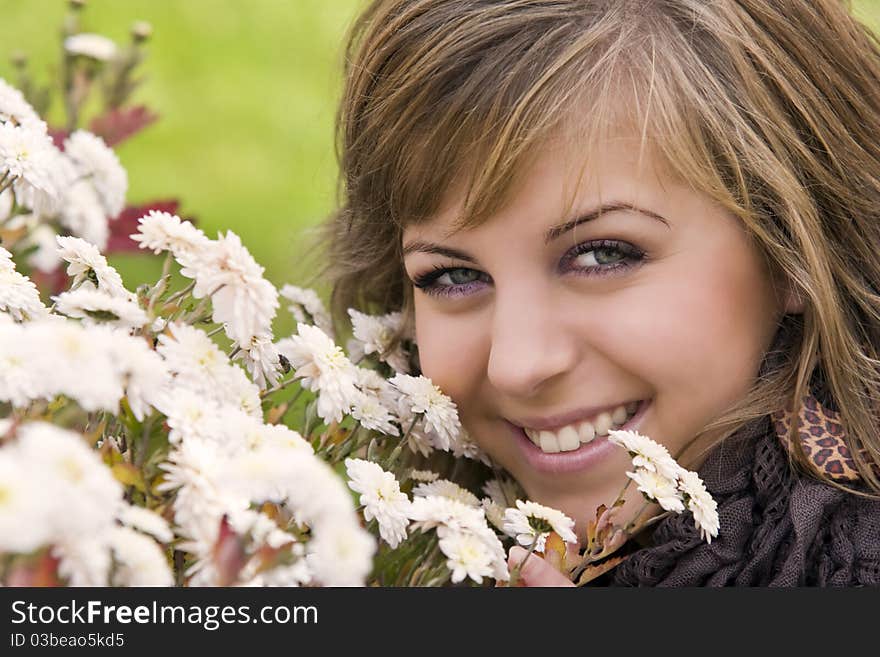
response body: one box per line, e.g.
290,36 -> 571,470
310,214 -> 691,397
486,283 -> 580,399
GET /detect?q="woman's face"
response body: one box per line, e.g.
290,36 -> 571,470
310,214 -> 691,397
402,133 -> 792,540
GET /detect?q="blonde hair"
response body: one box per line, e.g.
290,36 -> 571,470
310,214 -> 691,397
311,0 -> 880,494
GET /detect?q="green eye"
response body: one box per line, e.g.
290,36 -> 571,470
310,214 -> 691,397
444,269 -> 481,284
574,246 -> 625,267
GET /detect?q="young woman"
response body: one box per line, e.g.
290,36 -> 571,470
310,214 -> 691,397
316,0 -> 880,586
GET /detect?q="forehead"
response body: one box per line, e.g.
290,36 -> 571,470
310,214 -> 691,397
403,128 -> 674,241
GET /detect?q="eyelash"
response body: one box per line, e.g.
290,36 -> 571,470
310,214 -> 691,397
411,239 -> 646,299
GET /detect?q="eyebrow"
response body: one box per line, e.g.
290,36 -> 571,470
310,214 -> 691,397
545,202 -> 670,242
401,202 -> 670,261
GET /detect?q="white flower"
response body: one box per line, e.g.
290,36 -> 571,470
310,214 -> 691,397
59,179 -> 109,249
451,427 -> 492,466
157,322 -> 261,416
676,470 -> 720,543
408,495 -> 487,535
180,230 -> 278,346
64,131 -> 127,217
233,332 -> 281,390
130,210 -> 211,266
0,121 -> 65,214
408,495 -> 509,582
306,521 -> 376,587
107,526 -> 174,586
117,505 -> 173,543
0,187 -> 12,221
53,287 -> 148,328
347,308 -> 410,372
0,247 -> 48,321
0,453 -> 56,553
3,320 -> 124,412
54,535 -> 112,586
608,429 -> 683,481
481,498 -> 507,532
409,469 -> 439,483
349,389 -> 399,436
439,531 -> 495,584
502,500 -> 578,551
279,284 -> 333,336
16,422 -> 123,538
482,477 -> 520,509
345,458 -> 411,548
412,479 -> 480,507
55,235 -> 132,300
389,373 -> 461,451
64,33 -> 118,61
104,329 -> 170,421
23,222 -> 64,274
626,467 -> 686,513
0,77 -> 43,129
276,323 -> 360,424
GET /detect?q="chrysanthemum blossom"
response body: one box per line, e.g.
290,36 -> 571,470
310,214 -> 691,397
59,179 -> 109,249
53,288 -> 148,328
107,526 -> 174,586
63,130 -> 127,217
626,468 -> 686,513
276,323 -> 360,424
408,496 -> 509,582
130,211 -> 211,267
0,246 -> 48,321
180,231 -> 278,346
233,332 -> 281,390
676,470 -> 720,543
117,505 -> 174,543
388,373 -> 461,451
279,284 -> 333,336
345,458 -> 411,548
439,532 -> 495,584
412,479 -> 480,508
347,308 -> 410,373
608,429 -> 683,481
55,235 -> 132,300
0,121 -> 65,214
157,323 -> 261,416
64,33 -> 118,61
349,389 -> 399,436
0,78 -> 43,129
502,500 -> 578,552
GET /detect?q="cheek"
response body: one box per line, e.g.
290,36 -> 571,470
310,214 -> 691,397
618,244 -> 780,410
413,301 -> 487,404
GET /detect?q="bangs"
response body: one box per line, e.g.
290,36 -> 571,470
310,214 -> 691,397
374,3 -> 734,236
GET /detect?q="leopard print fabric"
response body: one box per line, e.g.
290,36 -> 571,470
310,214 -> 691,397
770,393 -> 860,482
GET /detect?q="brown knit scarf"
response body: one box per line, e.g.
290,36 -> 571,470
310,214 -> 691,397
607,408 -> 880,586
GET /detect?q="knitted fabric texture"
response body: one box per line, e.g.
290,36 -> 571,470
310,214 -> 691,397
608,414 -> 880,586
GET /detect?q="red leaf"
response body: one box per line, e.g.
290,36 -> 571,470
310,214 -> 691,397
29,266 -> 69,297
212,515 -> 247,586
47,127 -> 69,149
89,105 -> 159,147
106,199 -> 197,254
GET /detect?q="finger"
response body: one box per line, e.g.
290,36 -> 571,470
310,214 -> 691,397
508,546 -> 575,587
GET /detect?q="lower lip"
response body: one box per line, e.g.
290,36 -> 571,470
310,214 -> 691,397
507,399 -> 652,475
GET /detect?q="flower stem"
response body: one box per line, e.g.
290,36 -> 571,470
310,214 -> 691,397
507,539 -> 540,587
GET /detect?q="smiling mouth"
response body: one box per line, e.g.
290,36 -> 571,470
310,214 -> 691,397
519,400 -> 643,454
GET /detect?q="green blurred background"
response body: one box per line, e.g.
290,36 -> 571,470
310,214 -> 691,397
0,0 -> 879,338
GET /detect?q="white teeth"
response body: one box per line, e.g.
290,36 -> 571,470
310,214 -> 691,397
594,412 -> 613,436
578,421 -> 596,444
522,401 -> 642,453
557,425 -> 580,452
538,431 -> 560,453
